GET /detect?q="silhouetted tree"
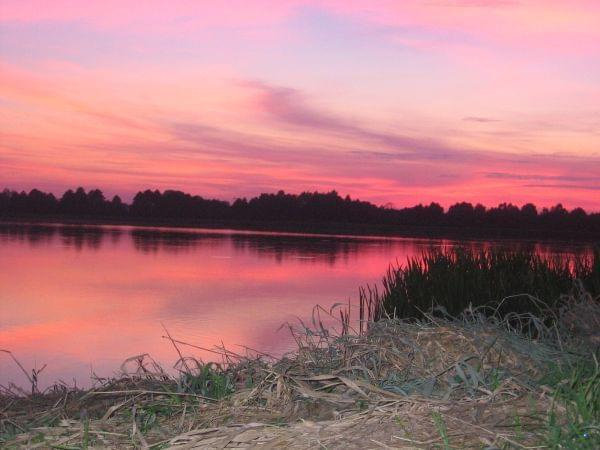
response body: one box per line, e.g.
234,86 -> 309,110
109,195 -> 127,216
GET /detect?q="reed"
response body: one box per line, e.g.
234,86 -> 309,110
360,247 -> 600,323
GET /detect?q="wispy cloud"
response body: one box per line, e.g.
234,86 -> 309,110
463,116 -> 500,123
486,172 -> 600,182
524,184 -> 600,191
429,0 -> 518,7
243,80 -> 473,162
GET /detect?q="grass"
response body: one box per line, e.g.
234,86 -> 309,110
432,411 -> 451,449
539,357 -> 600,448
360,247 -> 600,323
178,362 -> 235,399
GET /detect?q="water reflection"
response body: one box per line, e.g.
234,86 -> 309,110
0,222 -> 594,389
130,229 -> 391,265
0,223 -> 123,250
0,222 -> 591,259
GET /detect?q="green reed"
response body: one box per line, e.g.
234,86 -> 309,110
361,247 -> 599,322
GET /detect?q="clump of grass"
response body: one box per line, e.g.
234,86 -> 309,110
361,247 -> 599,323
540,357 -> 600,448
178,362 -> 235,399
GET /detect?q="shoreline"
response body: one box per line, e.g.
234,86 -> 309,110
2,214 -> 599,243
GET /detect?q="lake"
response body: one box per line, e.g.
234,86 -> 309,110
0,222 -> 593,389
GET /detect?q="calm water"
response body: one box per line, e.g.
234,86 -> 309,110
0,223 -> 593,388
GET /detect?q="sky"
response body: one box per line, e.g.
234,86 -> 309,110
1,0 -> 599,210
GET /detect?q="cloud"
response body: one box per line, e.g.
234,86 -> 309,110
486,172 -> 600,182
243,80 -> 472,162
463,116 -> 500,123
429,0 -> 518,7
242,81 -> 600,178
524,184 -> 600,191
241,80 -> 356,131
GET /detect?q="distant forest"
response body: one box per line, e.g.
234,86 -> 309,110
1,187 -> 599,237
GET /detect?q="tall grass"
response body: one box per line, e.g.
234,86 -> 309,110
361,247 -> 600,322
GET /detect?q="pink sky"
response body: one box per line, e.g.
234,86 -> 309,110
1,0 -> 599,210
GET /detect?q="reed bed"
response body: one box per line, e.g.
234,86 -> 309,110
2,284 -> 598,449
359,247 -> 600,322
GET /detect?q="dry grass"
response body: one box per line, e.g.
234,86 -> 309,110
1,290 -> 598,449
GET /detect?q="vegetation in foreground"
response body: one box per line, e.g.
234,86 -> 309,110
1,282 -> 599,448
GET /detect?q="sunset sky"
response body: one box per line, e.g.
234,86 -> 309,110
1,1 -> 599,210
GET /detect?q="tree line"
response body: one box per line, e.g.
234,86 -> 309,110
1,187 -> 599,234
